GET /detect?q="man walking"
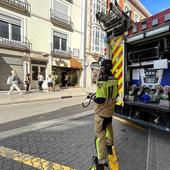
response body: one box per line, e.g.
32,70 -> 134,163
94,59 -> 118,170
8,70 -> 22,95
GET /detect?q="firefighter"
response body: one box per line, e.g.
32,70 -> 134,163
94,59 -> 118,170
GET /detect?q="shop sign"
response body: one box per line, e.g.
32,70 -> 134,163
53,58 -> 70,67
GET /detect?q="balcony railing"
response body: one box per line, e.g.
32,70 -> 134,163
0,34 -> 32,52
51,46 -> 72,58
0,0 -> 31,13
50,9 -> 73,32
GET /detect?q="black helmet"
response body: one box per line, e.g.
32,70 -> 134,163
100,59 -> 112,70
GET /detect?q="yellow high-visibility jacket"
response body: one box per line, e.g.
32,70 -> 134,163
94,74 -> 118,117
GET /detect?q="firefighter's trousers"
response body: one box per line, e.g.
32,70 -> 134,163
95,114 -> 114,161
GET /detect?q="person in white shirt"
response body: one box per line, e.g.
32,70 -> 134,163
37,72 -> 44,91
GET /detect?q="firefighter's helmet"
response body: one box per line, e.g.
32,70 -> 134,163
100,59 -> 112,70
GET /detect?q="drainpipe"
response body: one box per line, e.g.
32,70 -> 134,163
83,0 -> 87,87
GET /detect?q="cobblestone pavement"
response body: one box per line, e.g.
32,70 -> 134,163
0,100 -> 170,170
0,113 -> 149,170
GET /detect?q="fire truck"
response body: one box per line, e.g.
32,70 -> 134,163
97,3 -> 170,131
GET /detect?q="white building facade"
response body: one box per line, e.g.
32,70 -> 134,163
0,0 -> 85,90
85,0 -> 151,87
85,0 -> 107,87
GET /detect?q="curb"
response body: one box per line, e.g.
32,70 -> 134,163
0,94 -> 86,106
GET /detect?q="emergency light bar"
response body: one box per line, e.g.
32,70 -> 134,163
96,1 -> 132,37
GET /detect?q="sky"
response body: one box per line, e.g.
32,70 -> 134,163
141,0 -> 170,15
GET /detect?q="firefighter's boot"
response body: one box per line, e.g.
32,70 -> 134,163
96,164 -> 105,170
106,144 -> 113,155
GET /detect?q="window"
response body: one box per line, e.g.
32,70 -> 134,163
53,31 -> 67,51
134,13 -> 140,22
12,24 -> 21,41
111,0 -> 120,5
0,20 -> 9,38
54,36 -> 60,49
92,26 -> 106,54
124,4 -> 131,18
61,38 -> 67,51
53,0 -> 69,21
0,14 -> 21,41
92,0 -> 106,24
95,28 -> 100,51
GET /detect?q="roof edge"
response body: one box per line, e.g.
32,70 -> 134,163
130,0 -> 152,17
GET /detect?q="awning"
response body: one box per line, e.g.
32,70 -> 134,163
70,58 -> 82,69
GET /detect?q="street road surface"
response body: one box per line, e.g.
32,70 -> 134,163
0,97 -> 170,170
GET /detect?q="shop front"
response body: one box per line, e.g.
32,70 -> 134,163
0,55 -> 23,90
52,57 -> 82,87
31,60 -> 47,89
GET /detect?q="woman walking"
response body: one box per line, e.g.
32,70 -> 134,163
8,70 -> 22,95
25,73 -> 31,92
47,75 -> 53,93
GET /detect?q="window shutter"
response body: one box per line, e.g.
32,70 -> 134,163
0,13 -> 21,26
53,31 -> 67,39
53,0 -> 68,15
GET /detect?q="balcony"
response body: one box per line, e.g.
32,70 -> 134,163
65,0 -> 73,4
51,46 -> 72,59
0,34 -> 32,52
0,0 -> 31,14
50,9 -> 73,32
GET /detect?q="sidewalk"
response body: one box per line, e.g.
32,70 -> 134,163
0,85 -> 96,105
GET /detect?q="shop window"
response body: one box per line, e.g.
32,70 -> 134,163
40,67 -> 46,80
32,66 -> 38,80
32,66 -> 46,80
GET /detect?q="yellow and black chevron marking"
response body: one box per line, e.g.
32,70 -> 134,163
110,36 -> 124,106
0,146 -> 75,170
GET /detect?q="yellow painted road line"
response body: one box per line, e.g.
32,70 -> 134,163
108,146 -> 119,170
112,115 -> 146,132
0,146 -> 75,170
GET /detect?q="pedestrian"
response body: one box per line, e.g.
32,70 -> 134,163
52,73 -> 58,91
65,73 -> 69,87
93,59 -> 118,170
47,74 -> 53,93
37,72 -> 44,91
25,73 -> 31,92
7,70 -> 22,95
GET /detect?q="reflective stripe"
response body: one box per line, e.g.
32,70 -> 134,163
95,138 -> 100,159
111,36 -> 124,106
